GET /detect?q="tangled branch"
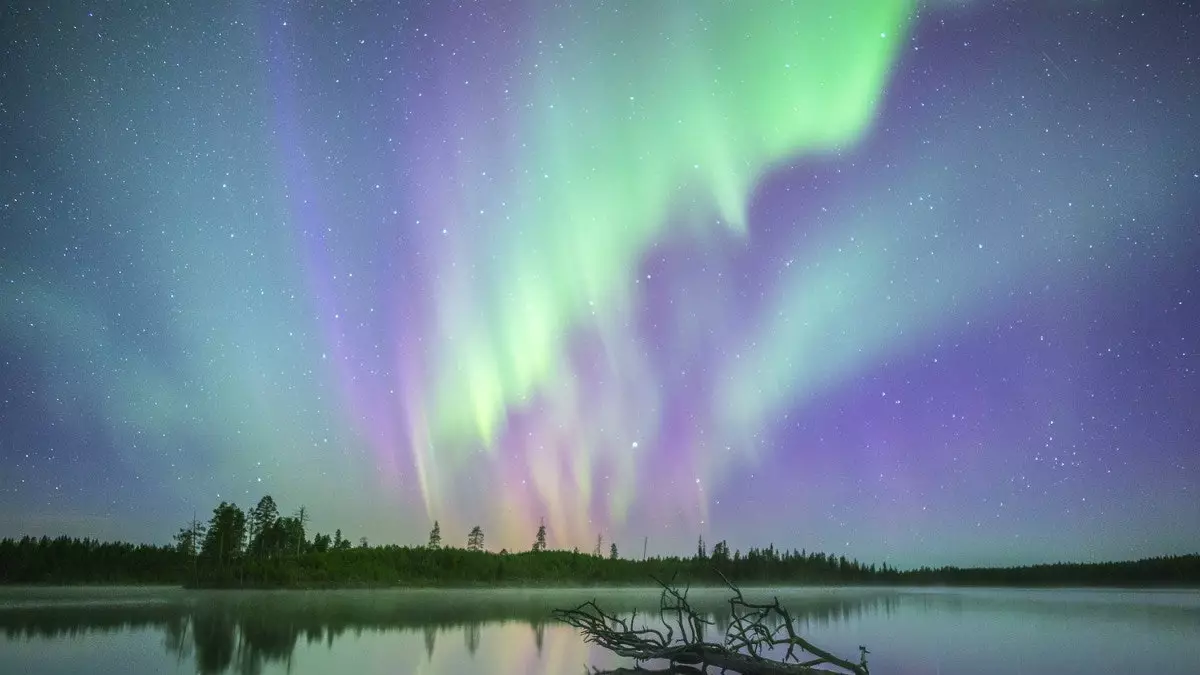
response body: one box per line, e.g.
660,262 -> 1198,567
554,573 -> 869,675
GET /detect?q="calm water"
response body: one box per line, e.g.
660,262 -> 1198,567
1,586 -> 1197,674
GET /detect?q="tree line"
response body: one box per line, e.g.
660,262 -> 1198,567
1,495 -> 1197,587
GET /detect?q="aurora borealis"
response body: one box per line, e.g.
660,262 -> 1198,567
1,0 -> 1197,568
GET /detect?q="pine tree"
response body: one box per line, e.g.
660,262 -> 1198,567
294,506 -> 309,555
533,519 -> 547,552
711,540 -> 730,562
173,516 -> 206,558
312,532 -> 331,552
609,542 -> 618,560
201,502 -> 247,567
249,495 -> 279,558
428,520 -> 442,549
467,525 -> 484,551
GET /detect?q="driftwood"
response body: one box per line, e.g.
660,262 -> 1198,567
553,572 -> 870,675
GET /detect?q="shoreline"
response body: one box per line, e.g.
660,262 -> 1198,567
3,580 -> 1199,591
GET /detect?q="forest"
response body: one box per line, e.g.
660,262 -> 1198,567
1,495 -> 1197,587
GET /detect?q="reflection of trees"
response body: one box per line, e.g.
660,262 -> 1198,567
194,610 -> 236,674
423,624 -> 437,660
5,586 -> 1197,674
235,610 -> 301,675
0,589 -> 907,673
163,614 -> 193,664
464,621 -> 480,656
533,618 -> 545,655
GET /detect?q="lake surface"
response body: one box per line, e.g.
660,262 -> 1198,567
1,586 -> 1197,674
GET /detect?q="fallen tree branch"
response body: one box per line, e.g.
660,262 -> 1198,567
582,666 -> 704,675
555,573 -> 870,675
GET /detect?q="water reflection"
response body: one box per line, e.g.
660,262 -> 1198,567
1,587 -> 1197,675
0,588 -> 894,674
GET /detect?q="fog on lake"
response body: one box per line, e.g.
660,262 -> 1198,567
1,586 -> 1197,675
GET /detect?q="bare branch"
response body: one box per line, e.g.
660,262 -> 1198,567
555,572 -> 869,675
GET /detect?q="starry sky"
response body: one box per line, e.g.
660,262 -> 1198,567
1,0 -> 1197,569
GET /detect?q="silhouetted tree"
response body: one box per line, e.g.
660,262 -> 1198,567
174,516 -> 206,558
428,521 -> 442,549
311,532 -> 331,553
293,506 -> 309,555
711,540 -> 730,563
248,495 -> 279,558
7,492 -> 1199,589
273,516 -> 303,558
533,520 -> 547,552
174,513 -> 206,584
201,502 -> 246,568
467,526 -> 484,551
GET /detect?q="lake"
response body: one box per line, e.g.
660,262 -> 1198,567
1,586 -> 1197,674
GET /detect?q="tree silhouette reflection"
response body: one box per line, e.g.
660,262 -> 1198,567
0,589 -> 895,674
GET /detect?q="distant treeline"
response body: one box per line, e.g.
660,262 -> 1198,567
1,495 -> 1197,587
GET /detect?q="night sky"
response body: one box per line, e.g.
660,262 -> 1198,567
1,1 -> 1197,569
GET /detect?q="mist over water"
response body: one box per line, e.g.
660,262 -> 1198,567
1,587 -> 1197,675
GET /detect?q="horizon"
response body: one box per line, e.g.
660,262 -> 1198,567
4,497 -> 1198,574
2,1 -> 1198,570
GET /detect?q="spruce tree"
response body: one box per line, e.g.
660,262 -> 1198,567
533,519 -> 547,552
